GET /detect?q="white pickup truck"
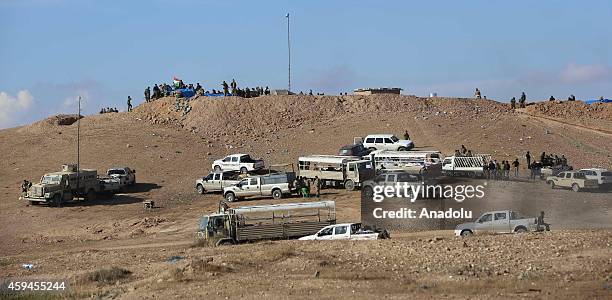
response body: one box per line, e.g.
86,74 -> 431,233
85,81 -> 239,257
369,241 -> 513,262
212,154 -> 265,173
455,210 -> 545,236
222,172 -> 295,202
195,171 -> 241,194
299,223 -> 389,241
106,167 -> 136,186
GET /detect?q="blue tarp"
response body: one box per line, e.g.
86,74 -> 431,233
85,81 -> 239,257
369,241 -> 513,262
584,99 -> 612,105
175,88 -> 196,98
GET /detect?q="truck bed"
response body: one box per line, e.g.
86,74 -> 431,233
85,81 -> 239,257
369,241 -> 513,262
236,221 -> 333,241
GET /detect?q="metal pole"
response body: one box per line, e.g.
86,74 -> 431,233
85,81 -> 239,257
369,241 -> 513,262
77,96 -> 80,193
286,13 -> 291,92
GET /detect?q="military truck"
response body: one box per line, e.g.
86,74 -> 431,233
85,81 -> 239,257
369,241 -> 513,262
297,155 -> 375,190
197,201 -> 336,245
20,164 -> 120,206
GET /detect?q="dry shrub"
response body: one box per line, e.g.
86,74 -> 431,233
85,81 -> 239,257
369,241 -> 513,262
85,267 -> 131,284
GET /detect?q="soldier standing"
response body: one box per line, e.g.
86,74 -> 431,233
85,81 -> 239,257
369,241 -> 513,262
403,130 -> 410,140
510,97 -> 516,110
313,176 -> 321,198
512,158 -> 520,177
519,92 -> 526,108
222,81 -> 229,96
525,151 -> 531,169
21,180 -> 30,195
127,96 -> 133,112
475,88 -> 481,99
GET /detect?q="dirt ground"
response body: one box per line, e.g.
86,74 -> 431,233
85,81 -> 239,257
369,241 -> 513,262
0,95 -> 611,299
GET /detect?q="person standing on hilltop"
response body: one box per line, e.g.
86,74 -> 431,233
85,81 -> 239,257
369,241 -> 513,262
568,94 -> 576,101
519,92 -> 526,108
230,79 -> 237,94
510,97 -> 516,110
222,81 -> 229,96
474,88 -> 481,99
127,96 -> 132,112
549,95 -> 555,101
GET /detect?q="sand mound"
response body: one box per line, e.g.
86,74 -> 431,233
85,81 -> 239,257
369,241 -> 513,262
524,101 -> 612,132
132,95 -> 512,138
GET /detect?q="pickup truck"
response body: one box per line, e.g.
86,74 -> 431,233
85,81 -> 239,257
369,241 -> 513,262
212,154 -> 265,173
455,210 -> 544,236
299,223 -> 389,241
546,171 -> 598,192
106,167 -> 136,186
578,168 -> 612,189
223,172 -> 295,202
196,171 -> 241,194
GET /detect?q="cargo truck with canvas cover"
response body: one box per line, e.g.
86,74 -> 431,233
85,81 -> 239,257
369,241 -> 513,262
298,155 -> 375,190
197,201 -> 336,245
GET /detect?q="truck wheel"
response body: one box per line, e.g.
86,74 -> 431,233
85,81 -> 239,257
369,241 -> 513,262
196,184 -> 205,194
52,194 -> 62,207
29,201 -> 38,206
344,180 -> 356,191
225,192 -> 236,202
214,165 -> 221,172
363,186 -> 374,198
240,167 -> 248,174
216,239 -> 234,246
460,230 -> 473,237
514,227 -> 527,233
398,146 -> 407,151
272,189 -> 282,199
86,189 -> 97,201
571,183 -> 580,192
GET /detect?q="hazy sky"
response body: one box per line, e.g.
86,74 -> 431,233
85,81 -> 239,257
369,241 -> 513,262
1,0 -> 611,128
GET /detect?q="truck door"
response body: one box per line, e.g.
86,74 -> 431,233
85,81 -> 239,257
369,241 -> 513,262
492,212 -> 510,233
384,138 -> 394,150
374,138 -> 384,149
242,177 -> 259,197
333,225 -> 350,240
474,213 -> 493,233
347,162 -> 357,181
212,173 -> 221,189
230,156 -> 239,170
315,226 -> 334,240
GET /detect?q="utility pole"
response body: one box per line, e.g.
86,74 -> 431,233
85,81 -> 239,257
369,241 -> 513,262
76,96 -> 81,193
286,13 -> 291,92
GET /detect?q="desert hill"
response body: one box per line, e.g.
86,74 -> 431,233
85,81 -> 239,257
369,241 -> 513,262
0,95 -> 610,298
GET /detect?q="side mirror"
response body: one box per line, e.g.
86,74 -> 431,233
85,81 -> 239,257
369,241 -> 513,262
477,219 -> 482,223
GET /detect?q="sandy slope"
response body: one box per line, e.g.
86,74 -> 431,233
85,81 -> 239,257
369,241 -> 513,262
0,95 -> 610,298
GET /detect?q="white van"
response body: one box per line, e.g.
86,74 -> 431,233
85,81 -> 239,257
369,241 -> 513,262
362,134 -> 414,151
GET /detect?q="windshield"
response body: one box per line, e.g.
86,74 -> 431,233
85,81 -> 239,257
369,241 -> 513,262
390,136 -> 399,142
108,169 -> 126,175
41,175 -> 61,184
